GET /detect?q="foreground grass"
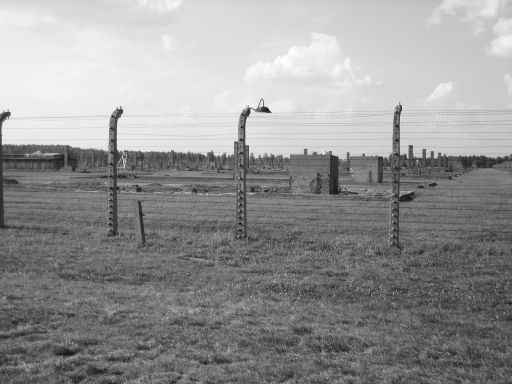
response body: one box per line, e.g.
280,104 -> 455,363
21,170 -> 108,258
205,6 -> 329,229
1,224 -> 511,383
1,168 -> 511,383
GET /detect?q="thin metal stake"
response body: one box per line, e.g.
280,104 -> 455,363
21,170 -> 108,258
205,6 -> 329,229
133,200 -> 145,246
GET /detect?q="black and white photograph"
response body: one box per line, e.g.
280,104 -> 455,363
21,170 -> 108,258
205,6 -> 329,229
1,0 -> 511,383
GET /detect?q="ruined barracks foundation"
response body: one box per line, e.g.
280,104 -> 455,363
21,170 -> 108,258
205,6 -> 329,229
289,150 -> 339,194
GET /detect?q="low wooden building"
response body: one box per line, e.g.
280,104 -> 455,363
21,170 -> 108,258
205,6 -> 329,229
2,152 -> 68,170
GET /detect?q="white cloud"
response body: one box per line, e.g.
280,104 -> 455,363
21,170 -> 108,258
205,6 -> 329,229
488,18 -> 512,56
505,74 -> 512,94
426,82 -> 457,103
245,33 -> 373,89
428,0 -> 510,34
493,16 -> 512,34
218,34 -> 379,113
0,9 -> 55,28
161,34 -> 178,51
489,34 -> 512,56
137,0 -> 183,13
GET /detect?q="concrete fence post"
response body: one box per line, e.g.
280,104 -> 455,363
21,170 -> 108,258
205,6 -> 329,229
0,110 -> 11,228
389,103 -> 402,248
236,108 -> 250,239
245,145 -> 250,171
233,141 -> 238,179
107,107 -> 123,236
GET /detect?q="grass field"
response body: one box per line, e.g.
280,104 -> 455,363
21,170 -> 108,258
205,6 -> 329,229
1,168 -> 511,383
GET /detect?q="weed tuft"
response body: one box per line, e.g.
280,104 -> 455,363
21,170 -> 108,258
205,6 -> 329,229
52,342 -> 80,357
291,324 -> 313,335
212,354 -> 232,365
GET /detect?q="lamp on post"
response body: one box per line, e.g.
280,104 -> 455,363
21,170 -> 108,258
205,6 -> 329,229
236,99 -> 271,239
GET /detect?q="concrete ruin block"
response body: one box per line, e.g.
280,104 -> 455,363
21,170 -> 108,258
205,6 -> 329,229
343,155 -> 383,184
377,157 -> 384,183
290,153 -> 339,194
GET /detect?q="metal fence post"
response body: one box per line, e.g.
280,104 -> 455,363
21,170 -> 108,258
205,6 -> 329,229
389,103 -> 402,248
0,110 -> 11,228
107,107 -> 123,236
236,108 -> 250,239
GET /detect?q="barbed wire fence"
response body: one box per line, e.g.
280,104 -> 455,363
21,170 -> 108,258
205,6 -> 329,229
1,107 -> 512,245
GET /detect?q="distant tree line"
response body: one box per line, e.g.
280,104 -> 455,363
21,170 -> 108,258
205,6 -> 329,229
5,144 -> 507,171
2,144 -> 290,171
458,155 -> 511,169
389,153 -> 508,169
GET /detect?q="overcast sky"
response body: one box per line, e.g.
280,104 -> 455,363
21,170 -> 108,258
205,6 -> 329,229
1,0 -> 511,155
